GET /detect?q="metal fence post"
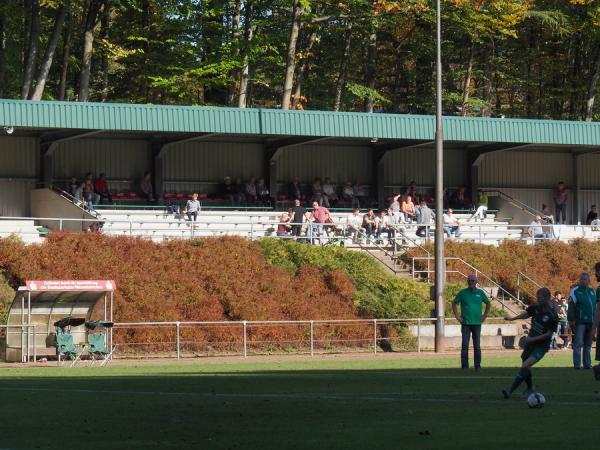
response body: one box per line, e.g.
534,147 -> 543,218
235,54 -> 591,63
310,320 -> 314,356
243,320 -> 247,358
59,219 -> 63,231
176,321 -> 180,360
250,222 -> 254,240
129,221 -> 133,237
417,319 -> 421,353
373,319 -> 377,354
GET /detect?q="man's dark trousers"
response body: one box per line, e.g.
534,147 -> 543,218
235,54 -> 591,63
461,324 -> 482,369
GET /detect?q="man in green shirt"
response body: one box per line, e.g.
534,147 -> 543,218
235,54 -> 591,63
452,275 -> 491,370
469,190 -> 489,222
568,272 -> 596,369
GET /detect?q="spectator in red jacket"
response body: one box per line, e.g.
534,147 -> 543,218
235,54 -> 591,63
94,173 -> 112,204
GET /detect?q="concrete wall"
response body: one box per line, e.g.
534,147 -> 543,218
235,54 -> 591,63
30,189 -> 96,232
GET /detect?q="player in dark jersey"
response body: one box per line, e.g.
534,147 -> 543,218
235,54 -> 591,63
502,287 -> 559,398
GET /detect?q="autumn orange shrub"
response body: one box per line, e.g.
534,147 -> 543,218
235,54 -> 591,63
0,234 -> 370,353
406,239 -> 600,302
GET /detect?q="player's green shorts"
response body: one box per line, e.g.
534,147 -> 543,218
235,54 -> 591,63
521,345 -> 548,362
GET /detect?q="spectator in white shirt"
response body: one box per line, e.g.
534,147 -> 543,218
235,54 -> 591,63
443,208 -> 461,238
184,193 -> 201,222
322,178 -> 338,207
346,208 -> 362,242
376,210 -> 396,243
528,215 -> 549,240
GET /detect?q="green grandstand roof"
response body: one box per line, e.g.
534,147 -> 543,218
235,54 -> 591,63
1,99 -> 599,146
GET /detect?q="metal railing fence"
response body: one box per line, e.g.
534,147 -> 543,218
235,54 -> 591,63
108,317 -> 514,359
2,215 -> 600,245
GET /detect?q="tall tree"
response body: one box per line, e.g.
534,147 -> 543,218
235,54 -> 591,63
30,3 -> 68,100
78,0 -> 104,101
21,0 -> 40,99
281,0 -> 302,109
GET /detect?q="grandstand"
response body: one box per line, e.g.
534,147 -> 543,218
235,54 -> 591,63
0,99 -> 600,250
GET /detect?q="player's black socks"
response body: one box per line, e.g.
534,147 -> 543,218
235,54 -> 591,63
524,368 -> 533,390
509,367 -> 530,393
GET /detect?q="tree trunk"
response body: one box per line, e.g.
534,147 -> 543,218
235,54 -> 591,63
281,0 -> 302,109
21,0 -> 40,99
227,0 -> 242,106
99,2 -> 109,101
291,26 -> 318,109
333,23 -> 352,112
585,48 -> 600,121
238,0 -> 253,108
461,43 -> 474,116
58,10 -> 72,101
0,8 -> 6,98
481,42 -> 494,117
30,4 -> 68,100
78,0 -> 103,102
364,27 -> 376,113
569,34 -> 583,119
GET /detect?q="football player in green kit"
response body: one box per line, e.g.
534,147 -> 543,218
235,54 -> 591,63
502,287 -> 559,399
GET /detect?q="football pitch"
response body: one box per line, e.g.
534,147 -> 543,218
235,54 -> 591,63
0,352 -> 597,449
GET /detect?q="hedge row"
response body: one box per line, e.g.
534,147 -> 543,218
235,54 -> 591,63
406,239 -> 600,301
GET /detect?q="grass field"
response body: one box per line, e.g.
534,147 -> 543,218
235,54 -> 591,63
0,351 -> 597,449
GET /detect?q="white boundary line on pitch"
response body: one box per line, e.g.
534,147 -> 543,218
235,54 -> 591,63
2,387 -> 600,406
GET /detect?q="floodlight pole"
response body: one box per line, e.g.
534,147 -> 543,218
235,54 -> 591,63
434,0 -> 445,353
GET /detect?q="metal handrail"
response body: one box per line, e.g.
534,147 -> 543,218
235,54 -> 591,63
516,271 -> 543,303
51,187 -> 101,219
412,255 -> 526,312
482,189 -> 542,218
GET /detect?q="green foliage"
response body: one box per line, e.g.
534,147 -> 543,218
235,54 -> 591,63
260,239 -> 432,319
0,0 -> 599,117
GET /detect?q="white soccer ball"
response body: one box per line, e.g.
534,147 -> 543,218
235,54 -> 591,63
527,392 -> 546,408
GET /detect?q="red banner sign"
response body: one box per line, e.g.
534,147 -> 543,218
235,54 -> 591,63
25,280 -> 116,291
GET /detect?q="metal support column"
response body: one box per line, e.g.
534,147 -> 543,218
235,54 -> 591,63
434,0 -> 446,353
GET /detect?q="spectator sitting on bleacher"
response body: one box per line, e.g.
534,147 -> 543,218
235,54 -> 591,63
83,172 -> 96,211
222,176 -> 235,205
73,182 -> 86,207
94,173 -> 112,204
312,178 -> 324,205
401,195 -> 417,222
443,208 -> 461,238
416,200 -> 434,237
346,208 -> 362,242
376,210 -> 395,243
451,187 -> 467,209
288,176 -> 305,202
586,205 -> 598,226
528,215 -> 550,240
405,181 -> 417,199
342,181 -> 357,208
234,177 -> 245,205
389,194 -> 403,223
322,178 -> 338,208
257,177 -> 270,206
362,209 -> 377,239
68,176 -> 78,197
184,193 -> 201,222
541,204 -> 554,225
140,171 -> 155,203
245,177 -> 257,204
277,212 -> 292,236
469,190 -> 488,222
